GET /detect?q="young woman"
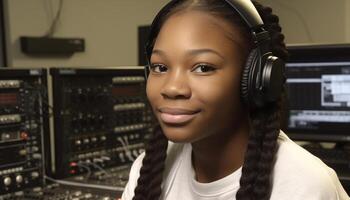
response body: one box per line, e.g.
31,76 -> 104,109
122,0 -> 349,199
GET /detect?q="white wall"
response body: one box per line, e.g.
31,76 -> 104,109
4,0 -> 168,67
259,0 -> 348,44
346,0 -> 350,42
3,0 -> 350,68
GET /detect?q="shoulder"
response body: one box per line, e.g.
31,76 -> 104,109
271,131 -> 349,199
275,131 -> 329,175
121,142 -> 185,200
121,150 -> 145,200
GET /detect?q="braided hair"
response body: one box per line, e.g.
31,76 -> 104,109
133,1 -> 288,200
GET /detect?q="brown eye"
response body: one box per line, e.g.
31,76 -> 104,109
150,64 -> 168,73
192,64 -> 216,73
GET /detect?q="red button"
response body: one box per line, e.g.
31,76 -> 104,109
20,132 -> 28,140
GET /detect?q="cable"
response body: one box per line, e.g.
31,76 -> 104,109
80,161 -> 111,178
76,162 -> 92,180
44,176 -> 124,191
117,137 -> 135,161
124,135 -> 130,146
44,0 -> 64,37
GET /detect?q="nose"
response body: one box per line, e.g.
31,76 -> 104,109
160,69 -> 191,99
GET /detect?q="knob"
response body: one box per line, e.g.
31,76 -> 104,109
32,187 -> 42,192
14,191 -> 24,197
74,191 -> 82,197
75,140 -> 81,145
3,133 -> 10,140
16,175 -> 23,183
20,132 -> 29,140
84,193 -> 93,199
32,153 -> 42,159
32,146 -> 39,152
31,171 -> 39,179
3,177 -> 11,186
19,149 -> 27,156
98,116 -> 104,124
83,138 -> 90,144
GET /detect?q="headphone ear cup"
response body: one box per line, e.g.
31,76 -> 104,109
261,55 -> 285,102
241,48 -> 258,103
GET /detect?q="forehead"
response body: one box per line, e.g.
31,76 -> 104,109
153,10 -> 245,52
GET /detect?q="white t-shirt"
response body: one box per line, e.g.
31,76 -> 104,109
122,132 -> 349,200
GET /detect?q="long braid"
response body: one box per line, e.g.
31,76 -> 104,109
132,125 -> 168,200
235,123 -> 264,200
249,103 -> 280,200
253,2 -> 288,200
146,128 -> 168,199
236,1 -> 288,200
132,127 -> 158,200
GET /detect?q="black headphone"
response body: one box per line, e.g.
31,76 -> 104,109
144,0 -> 285,108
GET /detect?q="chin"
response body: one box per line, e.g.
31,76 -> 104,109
160,124 -> 198,143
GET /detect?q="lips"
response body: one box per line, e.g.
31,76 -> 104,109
158,107 -> 200,124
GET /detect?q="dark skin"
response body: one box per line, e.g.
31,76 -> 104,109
147,10 -> 251,183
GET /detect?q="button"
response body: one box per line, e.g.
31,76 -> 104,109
16,175 -> 23,183
14,191 -> 24,196
19,149 -> 27,156
32,187 -> 42,192
3,177 -> 11,186
32,146 -> 39,152
74,191 -> 82,196
32,153 -> 42,159
3,134 -> 10,140
75,140 -> 81,145
84,193 -> 93,199
31,171 -> 40,178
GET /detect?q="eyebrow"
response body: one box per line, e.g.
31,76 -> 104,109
152,48 -> 225,60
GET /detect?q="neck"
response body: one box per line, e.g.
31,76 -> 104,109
191,117 -> 250,183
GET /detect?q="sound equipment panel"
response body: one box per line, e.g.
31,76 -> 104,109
49,67 -> 152,182
0,67 -> 153,199
0,68 -> 48,199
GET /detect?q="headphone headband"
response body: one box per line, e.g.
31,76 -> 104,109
223,0 -> 263,30
146,0 -> 269,59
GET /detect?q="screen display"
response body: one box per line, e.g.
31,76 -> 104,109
0,92 -> 18,106
112,85 -> 141,97
285,59 -> 350,141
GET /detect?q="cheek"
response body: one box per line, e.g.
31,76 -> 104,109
195,76 -> 241,108
146,78 -> 160,108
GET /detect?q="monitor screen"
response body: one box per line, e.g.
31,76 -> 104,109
284,44 -> 350,142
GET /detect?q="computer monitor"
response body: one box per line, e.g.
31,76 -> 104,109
284,44 -> 350,142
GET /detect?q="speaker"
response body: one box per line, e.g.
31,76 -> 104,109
20,36 -> 85,56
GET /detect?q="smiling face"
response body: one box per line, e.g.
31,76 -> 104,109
146,10 -> 250,143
